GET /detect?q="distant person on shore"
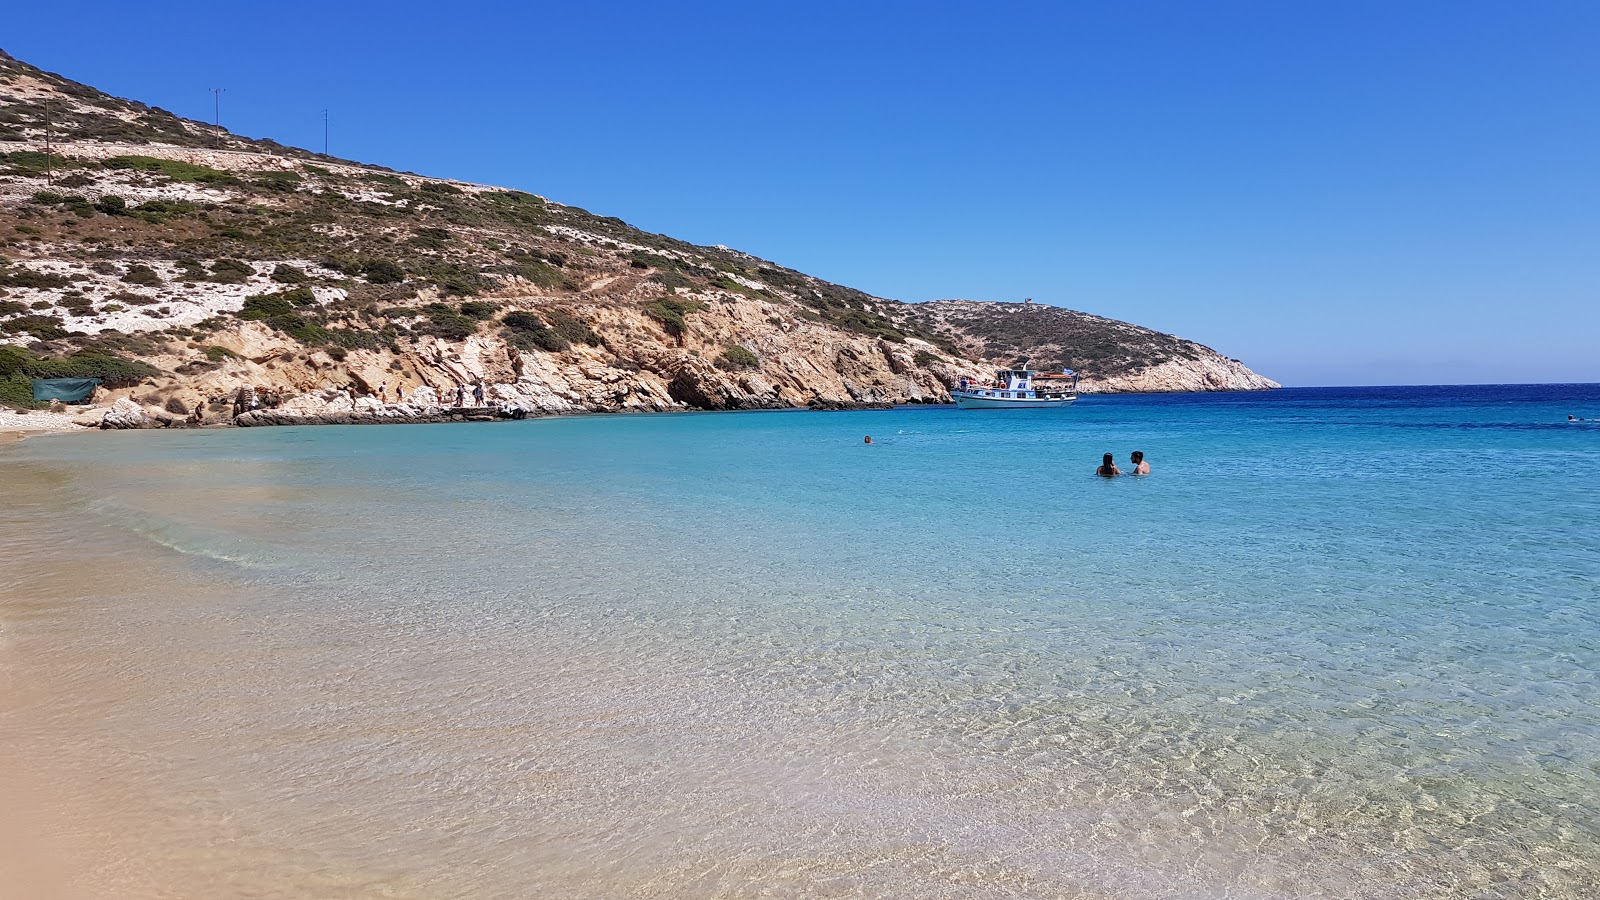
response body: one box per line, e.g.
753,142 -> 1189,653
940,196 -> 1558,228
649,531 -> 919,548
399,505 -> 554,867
473,383 -> 485,405
1096,453 -> 1120,477
378,382 -> 388,403
396,386 -> 404,403
1130,450 -> 1149,475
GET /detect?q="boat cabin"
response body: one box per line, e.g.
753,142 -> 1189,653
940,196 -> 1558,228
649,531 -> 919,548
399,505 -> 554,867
955,368 -> 1078,402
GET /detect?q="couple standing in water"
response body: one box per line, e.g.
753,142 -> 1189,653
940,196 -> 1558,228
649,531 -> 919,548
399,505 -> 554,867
1097,451 -> 1149,477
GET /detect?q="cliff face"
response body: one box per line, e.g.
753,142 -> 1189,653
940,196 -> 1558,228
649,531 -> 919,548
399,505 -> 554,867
0,49 -> 1274,420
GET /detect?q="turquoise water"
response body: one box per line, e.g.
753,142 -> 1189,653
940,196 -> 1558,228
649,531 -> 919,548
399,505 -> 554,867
4,385 -> 1599,898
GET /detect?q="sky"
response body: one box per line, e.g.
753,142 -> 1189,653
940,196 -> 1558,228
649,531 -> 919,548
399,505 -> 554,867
6,1 -> 1598,385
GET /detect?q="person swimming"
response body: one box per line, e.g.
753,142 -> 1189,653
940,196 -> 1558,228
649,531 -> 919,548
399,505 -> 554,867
1130,450 -> 1149,475
864,435 -> 873,444
1096,453 -> 1120,477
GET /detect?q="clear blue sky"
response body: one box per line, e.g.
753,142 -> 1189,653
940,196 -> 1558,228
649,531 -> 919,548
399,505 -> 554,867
7,1 -> 1598,385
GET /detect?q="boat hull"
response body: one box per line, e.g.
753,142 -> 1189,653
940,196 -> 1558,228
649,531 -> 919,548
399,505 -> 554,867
952,392 -> 1075,409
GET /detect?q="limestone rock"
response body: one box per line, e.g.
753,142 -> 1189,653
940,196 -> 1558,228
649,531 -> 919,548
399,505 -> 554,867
99,397 -> 151,429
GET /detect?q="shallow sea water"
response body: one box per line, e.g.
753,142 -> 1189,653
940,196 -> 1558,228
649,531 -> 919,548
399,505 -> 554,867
3,385 -> 1599,898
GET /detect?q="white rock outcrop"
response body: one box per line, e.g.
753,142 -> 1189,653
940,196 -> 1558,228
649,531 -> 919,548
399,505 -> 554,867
99,397 -> 151,429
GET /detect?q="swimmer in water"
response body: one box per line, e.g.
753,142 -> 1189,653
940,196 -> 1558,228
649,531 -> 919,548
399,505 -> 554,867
1096,453 -> 1120,477
1130,450 -> 1149,475
864,435 -> 873,444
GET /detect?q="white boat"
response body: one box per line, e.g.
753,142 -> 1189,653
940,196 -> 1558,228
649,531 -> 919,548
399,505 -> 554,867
952,367 -> 1078,408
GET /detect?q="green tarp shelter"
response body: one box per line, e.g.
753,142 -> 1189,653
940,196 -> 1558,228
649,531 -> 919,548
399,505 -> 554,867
32,377 -> 101,403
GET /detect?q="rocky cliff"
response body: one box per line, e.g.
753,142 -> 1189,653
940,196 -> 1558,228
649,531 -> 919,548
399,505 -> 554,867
0,49 -> 1275,422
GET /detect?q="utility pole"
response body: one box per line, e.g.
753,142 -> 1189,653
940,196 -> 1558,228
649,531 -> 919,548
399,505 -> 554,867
210,87 -> 225,148
43,100 -> 52,185
323,109 -> 328,156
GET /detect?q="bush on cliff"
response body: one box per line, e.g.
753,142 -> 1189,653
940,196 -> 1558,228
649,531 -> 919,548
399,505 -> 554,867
715,345 -> 759,371
239,288 -> 315,321
547,310 -> 601,347
643,297 -> 703,340
501,310 -> 568,352
418,303 -> 477,340
458,300 -> 500,321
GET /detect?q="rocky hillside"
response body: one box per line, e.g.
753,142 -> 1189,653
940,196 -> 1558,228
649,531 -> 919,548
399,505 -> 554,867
0,49 -> 1274,420
909,301 -> 1278,393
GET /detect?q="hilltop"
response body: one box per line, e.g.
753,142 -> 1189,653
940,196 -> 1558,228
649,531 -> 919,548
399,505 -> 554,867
0,49 -> 1274,421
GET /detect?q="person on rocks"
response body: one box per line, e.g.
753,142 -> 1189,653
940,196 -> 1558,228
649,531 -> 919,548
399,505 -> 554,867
396,386 -> 404,403
473,383 -> 485,405
378,382 -> 388,403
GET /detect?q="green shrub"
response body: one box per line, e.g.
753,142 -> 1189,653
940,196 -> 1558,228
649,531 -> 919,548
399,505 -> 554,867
458,300 -> 500,320
94,195 -> 128,216
253,171 -> 302,192
430,267 -> 486,296
238,287 -> 315,321
0,314 -> 67,339
209,258 -> 256,283
643,297 -> 703,339
30,191 -> 64,205
503,259 -> 575,290
715,345 -> 759,370
0,151 -> 57,178
547,310 -> 601,346
417,303 -> 476,340
132,199 -> 194,224
270,264 -> 308,284
409,226 -> 452,249
103,155 -> 238,185
204,345 -> 238,362
361,258 -> 405,284
0,267 -> 72,289
0,345 -> 158,390
914,350 -> 938,367
501,310 -> 568,352
63,195 -> 95,217
420,182 -> 462,195
0,374 -> 33,408
122,264 -> 162,286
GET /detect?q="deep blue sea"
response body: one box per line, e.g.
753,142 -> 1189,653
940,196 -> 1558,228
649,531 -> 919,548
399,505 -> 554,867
3,384 -> 1598,898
